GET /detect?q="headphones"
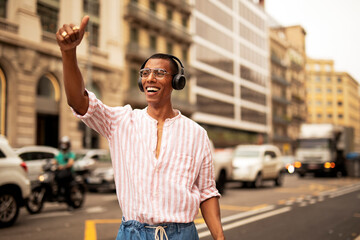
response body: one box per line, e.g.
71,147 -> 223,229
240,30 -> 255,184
138,54 -> 186,92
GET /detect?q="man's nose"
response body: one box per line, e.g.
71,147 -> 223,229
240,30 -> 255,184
147,71 -> 157,81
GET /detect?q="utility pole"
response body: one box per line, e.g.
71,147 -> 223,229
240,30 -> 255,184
85,1 -> 93,149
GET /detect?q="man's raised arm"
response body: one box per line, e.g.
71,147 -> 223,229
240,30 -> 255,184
56,16 -> 90,115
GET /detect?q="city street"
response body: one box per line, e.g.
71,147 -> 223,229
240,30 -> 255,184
2,174 -> 360,240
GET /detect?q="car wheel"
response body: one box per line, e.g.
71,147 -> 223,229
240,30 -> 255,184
0,189 -> 20,228
26,187 -> 45,214
216,170 -> 227,194
252,173 -> 263,188
274,171 -> 284,186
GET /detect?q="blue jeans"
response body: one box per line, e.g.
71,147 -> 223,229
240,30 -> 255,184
116,217 -> 199,240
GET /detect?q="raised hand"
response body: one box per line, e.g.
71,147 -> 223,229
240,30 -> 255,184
56,16 -> 90,52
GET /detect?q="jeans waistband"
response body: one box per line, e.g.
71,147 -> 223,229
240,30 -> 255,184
121,216 -> 194,233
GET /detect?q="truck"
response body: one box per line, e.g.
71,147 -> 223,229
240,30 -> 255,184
294,124 -> 354,177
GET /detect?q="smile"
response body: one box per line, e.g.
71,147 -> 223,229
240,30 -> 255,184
146,87 -> 160,93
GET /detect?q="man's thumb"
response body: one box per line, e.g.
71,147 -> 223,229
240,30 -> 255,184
80,15 -> 90,33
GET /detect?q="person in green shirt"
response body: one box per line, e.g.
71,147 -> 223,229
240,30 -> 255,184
55,136 -> 75,207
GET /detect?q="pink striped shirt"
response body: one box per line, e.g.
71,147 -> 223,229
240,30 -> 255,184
74,91 -> 220,224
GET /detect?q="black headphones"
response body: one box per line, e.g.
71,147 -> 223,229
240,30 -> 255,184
138,54 -> 186,92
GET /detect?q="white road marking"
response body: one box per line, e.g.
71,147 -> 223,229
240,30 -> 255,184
198,207 -> 291,238
196,205 -> 275,231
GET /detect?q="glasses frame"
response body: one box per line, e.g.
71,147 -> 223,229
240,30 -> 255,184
139,68 -> 172,79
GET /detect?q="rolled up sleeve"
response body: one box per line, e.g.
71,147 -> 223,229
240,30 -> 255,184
196,138 -> 221,202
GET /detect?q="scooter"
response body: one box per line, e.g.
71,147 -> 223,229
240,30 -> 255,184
26,159 -> 86,214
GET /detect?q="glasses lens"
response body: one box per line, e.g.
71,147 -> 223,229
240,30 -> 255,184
140,69 -> 150,78
155,69 -> 166,78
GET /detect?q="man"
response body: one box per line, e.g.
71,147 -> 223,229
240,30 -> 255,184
55,136 -> 75,206
56,16 -> 225,240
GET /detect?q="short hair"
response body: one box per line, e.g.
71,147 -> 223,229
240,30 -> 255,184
147,53 -> 178,75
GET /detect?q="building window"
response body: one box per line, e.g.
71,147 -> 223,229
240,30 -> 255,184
327,101 -> 332,106
337,101 -> 343,106
166,9 -> 173,21
315,76 -> 321,82
326,77 -> 331,82
327,114 -> 332,118
130,27 -> 139,43
327,88 -> 332,93
0,0 -> 7,18
182,49 -> 188,63
149,0 -> 156,12
182,16 -> 188,28
315,64 -> 320,71
149,35 -> 156,51
130,68 -> 138,89
338,114 -> 343,118
166,42 -> 173,54
337,77 -> 342,83
315,88 -> 321,93
337,88 -> 343,93
37,0 -> 60,33
317,114 -> 322,118
83,0 -> 100,47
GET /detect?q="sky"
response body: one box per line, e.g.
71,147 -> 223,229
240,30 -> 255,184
265,0 -> 360,82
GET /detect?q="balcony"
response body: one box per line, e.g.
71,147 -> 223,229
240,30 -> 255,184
272,115 -> 290,125
271,74 -> 289,86
0,18 -> 18,34
271,54 -> 287,68
125,42 -> 157,63
272,95 -> 290,105
124,2 -> 192,44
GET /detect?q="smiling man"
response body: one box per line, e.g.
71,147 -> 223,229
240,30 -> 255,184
56,16 -> 225,240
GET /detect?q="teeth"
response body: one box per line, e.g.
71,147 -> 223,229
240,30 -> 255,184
146,87 -> 159,92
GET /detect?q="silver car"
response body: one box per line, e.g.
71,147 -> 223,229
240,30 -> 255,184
15,146 -> 59,182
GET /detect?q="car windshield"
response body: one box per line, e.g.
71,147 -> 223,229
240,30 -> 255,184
234,150 -> 260,158
298,139 -> 331,149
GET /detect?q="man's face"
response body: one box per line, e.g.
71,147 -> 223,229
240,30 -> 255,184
141,58 -> 173,105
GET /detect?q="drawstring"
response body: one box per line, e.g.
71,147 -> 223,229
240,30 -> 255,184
145,225 -> 168,240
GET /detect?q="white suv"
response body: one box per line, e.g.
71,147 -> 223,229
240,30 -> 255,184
231,144 -> 284,188
0,136 -> 31,227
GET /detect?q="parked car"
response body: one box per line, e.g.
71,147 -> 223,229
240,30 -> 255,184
213,148 -> 233,194
15,146 -> 59,182
81,150 -> 114,192
0,136 -> 31,227
231,144 -> 284,188
73,149 -> 110,177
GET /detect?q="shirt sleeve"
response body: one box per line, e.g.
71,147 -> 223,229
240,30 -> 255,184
71,90 -> 116,140
196,133 -> 221,202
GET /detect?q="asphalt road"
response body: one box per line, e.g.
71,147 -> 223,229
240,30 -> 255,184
2,175 -> 360,240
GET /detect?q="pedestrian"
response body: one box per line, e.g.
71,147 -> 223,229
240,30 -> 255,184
56,16 -> 225,240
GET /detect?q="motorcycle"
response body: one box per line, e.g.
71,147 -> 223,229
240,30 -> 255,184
26,159 -> 86,214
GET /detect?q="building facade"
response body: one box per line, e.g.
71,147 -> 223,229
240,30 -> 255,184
191,0 -> 271,147
269,25 -> 307,154
0,0 -> 123,149
306,58 -> 360,151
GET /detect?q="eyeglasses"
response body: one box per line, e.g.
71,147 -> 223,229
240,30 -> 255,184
139,68 -> 171,79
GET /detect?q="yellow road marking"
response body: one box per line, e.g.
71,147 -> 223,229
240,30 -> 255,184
84,219 -> 122,240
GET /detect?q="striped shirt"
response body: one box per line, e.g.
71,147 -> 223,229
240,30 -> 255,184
74,91 -> 220,224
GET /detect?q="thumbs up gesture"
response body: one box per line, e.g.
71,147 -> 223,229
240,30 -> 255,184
56,16 -> 90,52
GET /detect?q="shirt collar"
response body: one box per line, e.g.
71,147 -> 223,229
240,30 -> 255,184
143,107 -> 181,126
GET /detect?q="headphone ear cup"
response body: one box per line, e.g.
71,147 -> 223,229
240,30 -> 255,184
138,77 -> 144,92
172,74 -> 186,90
